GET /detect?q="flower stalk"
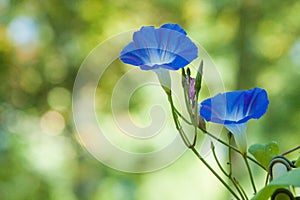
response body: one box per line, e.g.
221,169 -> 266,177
119,23 -> 274,200
211,142 -> 246,200
167,90 -> 240,199
243,154 -> 257,194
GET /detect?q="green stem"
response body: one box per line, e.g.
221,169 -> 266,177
243,154 -> 257,194
211,143 -> 229,177
167,91 -> 240,199
192,125 -> 198,147
191,103 -> 199,146
174,108 -> 193,125
167,92 -> 191,147
178,126 -> 191,147
190,146 -> 241,200
265,174 -> 270,186
281,145 -> 300,156
228,132 -> 233,177
167,93 -> 191,147
234,178 -> 249,200
201,129 -> 266,171
232,179 -> 247,200
212,143 -> 246,200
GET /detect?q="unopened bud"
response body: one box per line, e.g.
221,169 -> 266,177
198,115 -> 206,131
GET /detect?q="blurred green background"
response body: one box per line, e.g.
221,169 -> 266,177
1,0 -> 300,199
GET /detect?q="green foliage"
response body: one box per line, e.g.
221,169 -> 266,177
252,167 -> 300,200
248,141 -> 279,169
295,155 -> 300,168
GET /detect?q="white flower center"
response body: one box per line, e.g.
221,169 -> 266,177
144,49 -> 176,66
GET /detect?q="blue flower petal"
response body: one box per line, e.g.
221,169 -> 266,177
120,23 -> 198,70
199,88 -> 269,125
199,88 -> 269,153
160,23 -> 187,35
119,42 -> 145,66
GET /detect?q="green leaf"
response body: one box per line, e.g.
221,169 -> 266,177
248,141 -> 279,169
271,167 -> 300,186
251,185 -> 282,200
194,60 -> 203,96
252,167 -> 300,200
295,155 -> 300,167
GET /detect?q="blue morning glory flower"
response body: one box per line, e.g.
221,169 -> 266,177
120,23 -> 198,71
199,87 -> 269,153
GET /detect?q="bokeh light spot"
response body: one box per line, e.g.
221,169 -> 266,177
40,110 -> 65,136
7,16 -> 39,47
47,87 -> 71,111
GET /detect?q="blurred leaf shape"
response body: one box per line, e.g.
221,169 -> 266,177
295,155 -> 300,168
252,167 -> 300,200
248,141 -> 279,169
